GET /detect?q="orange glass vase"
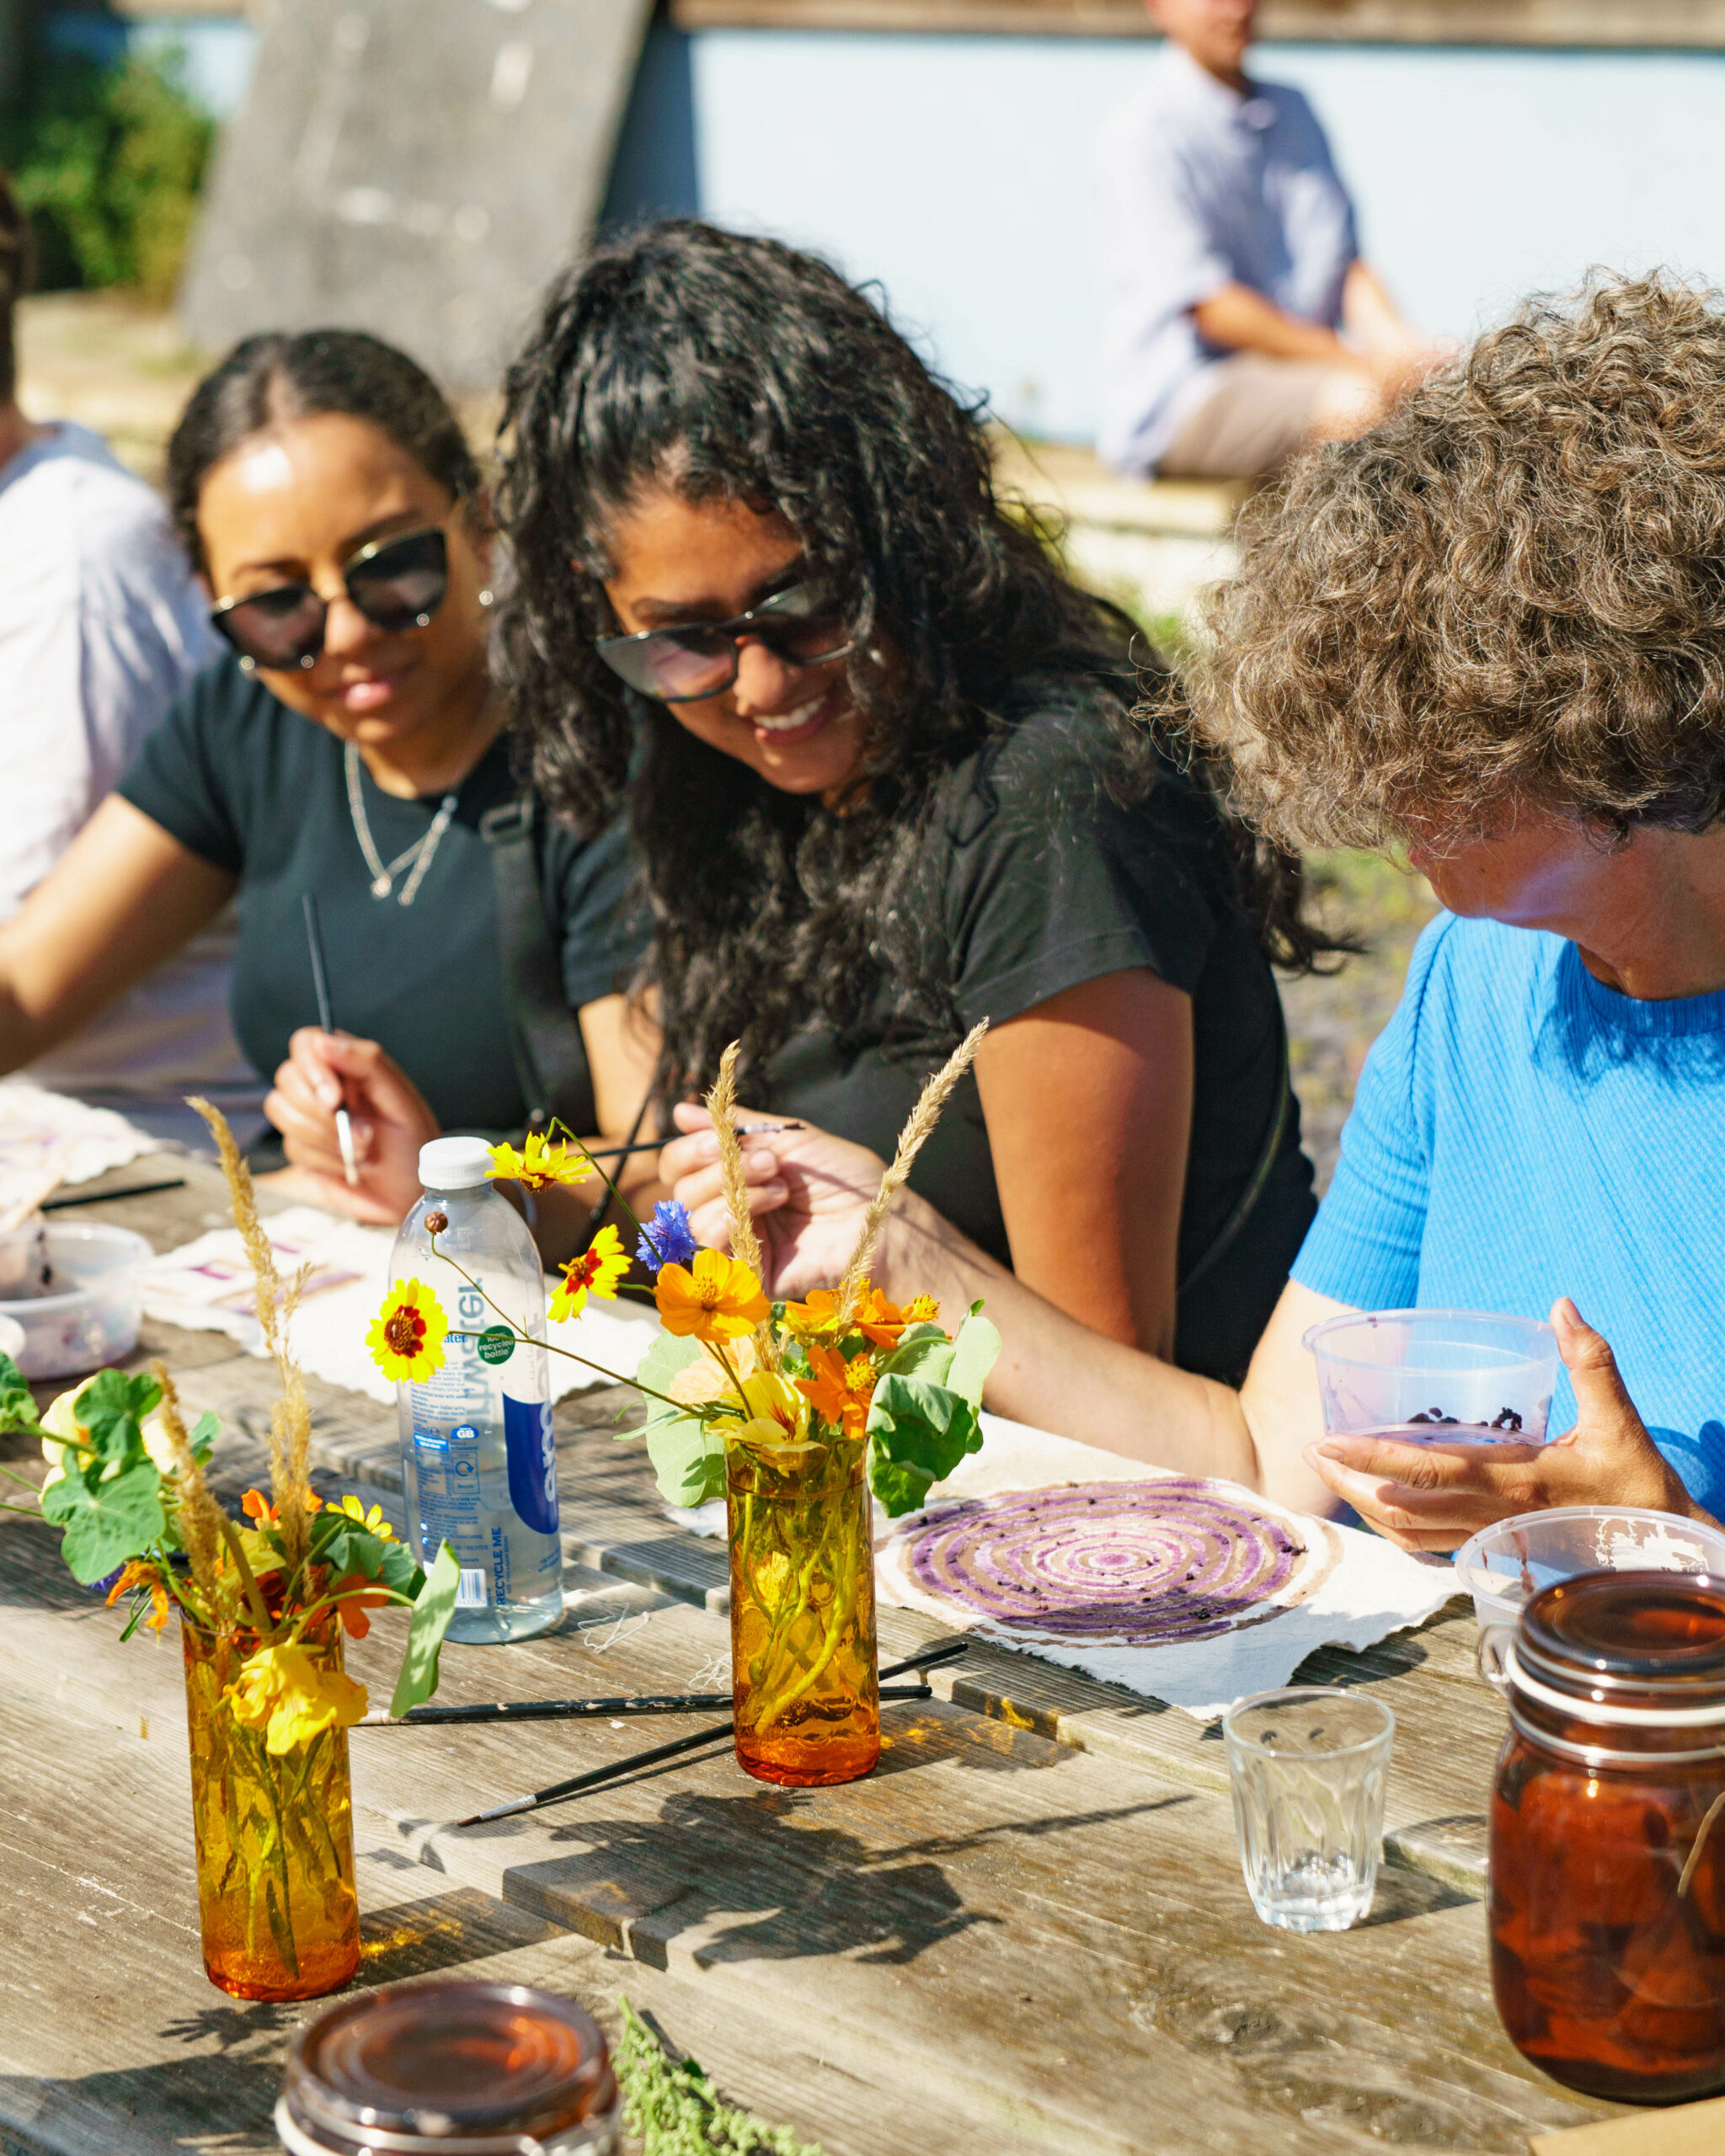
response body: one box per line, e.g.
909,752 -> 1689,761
181,1619 -> 360,2001
725,1429 -> 879,1786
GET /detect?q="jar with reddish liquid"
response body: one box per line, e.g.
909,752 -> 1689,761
1489,1572 -> 1725,2103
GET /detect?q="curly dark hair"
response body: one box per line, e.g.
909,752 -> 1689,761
497,220 -> 1327,1097
1184,271 -> 1725,851
165,328 -> 481,574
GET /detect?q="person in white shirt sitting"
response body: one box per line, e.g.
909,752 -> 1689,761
0,168 -> 261,1147
1098,0 -> 1447,479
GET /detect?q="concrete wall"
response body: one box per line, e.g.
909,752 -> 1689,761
77,13 -> 1725,444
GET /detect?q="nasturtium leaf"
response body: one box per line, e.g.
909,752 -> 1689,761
43,1459 -> 166,1583
190,1410 -> 219,1460
389,1540 -> 461,1717
876,1324 -> 955,1386
865,1374 -> 982,1518
633,1329 -> 703,1403
0,1350 -> 39,1436
73,1368 -> 162,1469
644,1412 -> 727,1508
945,1311 -> 1001,1408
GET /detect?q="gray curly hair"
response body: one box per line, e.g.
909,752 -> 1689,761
1183,272 -> 1725,851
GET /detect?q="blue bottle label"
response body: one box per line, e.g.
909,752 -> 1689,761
503,1395 -> 559,1535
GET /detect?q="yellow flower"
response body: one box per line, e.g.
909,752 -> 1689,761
486,1131 -> 597,1192
337,1492 -> 394,1542
366,1279 -> 448,1381
907,1294 -> 941,1325
655,1248 -> 769,1342
781,1287 -> 844,1342
549,1223 -> 630,1323
226,1643 -> 369,1755
734,1365 -> 810,1439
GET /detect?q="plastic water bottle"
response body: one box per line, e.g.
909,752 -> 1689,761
389,1137 -> 563,1643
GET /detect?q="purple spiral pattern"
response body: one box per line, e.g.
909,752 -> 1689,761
902,1479 -> 1314,1646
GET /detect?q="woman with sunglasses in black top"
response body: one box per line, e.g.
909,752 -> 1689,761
472,221 -> 1343,1380
0,328 -> 652,1239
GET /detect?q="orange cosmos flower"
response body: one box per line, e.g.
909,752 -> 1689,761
654,1247 -> 769,1342
550,1222 -> 630,1323
795,1344 -> 877,1438
241,1487 -> 323,1527
106,1559 -> 172,1633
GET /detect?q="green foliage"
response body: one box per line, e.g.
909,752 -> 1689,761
0,1349 -> 40,1437
634,1331 -> 727,1508
3,47 -> 214,300
616,1998 -> 823,2156
864,1306 -> 998,1517
35,1366 -> 168,1583
389,1543 -> 461,1719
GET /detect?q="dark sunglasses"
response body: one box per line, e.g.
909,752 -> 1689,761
591,578 -> 853,702
210,526 -> 451,673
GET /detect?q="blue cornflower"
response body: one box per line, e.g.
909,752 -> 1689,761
636,1199 -> 697,1276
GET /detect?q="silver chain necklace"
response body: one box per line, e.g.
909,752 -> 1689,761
344,739 -> 460,905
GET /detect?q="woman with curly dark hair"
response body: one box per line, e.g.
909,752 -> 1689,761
496,219 -> 1331,1380
670,271 -> 1725,1538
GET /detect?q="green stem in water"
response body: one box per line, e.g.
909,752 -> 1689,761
216,1514 -> 275,1639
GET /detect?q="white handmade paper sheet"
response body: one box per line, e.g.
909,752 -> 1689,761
140,1204 -> 662,1405
874,1412 -> 1459,1720
0,1081 -> 158,1201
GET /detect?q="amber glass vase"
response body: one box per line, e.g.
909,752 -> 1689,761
181,1619 -> 360,2001
725,1430 -> 879,1786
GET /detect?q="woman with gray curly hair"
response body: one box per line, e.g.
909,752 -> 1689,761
662,270 -> 1725,1548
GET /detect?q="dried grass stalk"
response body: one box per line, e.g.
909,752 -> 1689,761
149,1359 -> 231,1618
704,1043 -> 779,1371
189,1096 -> 315,1569
836,1020 -> 989,1326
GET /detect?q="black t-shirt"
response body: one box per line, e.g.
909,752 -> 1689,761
120,658 -> 643,1138
751,698 -> 1316,1382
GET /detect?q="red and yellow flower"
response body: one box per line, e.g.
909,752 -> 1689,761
549,1223 -> 630,1323
366,1278 -> 449,1381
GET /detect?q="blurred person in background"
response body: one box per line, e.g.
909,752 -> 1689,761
1099,0 -> 1445,480
0,327 -> 653,1243
0,167 -> 260,1145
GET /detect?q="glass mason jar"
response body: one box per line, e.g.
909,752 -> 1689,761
1488,1571 -> 1725,2103
276,1980 -> 620,2156
182,1618 -> 361,2001
725,1428 -> 879,1786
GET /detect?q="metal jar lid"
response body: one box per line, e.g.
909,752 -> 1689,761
275,1981 -> 619,2156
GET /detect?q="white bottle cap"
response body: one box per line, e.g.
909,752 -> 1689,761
418,1136 -> 495,1190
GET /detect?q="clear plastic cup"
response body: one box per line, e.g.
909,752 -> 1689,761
1222,1686 -> 1395,1932
1454,1505 -> 1725,1631
1304,1308 -> 1558,1449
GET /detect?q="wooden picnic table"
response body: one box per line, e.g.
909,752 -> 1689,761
0,1158 -> 1631,2155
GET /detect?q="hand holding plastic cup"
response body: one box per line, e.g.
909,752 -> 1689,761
1304,1309 -> 1558,1451
1222,1686 -> 1395,1932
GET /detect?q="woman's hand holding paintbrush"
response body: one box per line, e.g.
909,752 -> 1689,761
264,1027 -> 441,1224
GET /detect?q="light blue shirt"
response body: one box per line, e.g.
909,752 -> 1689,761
1292,915 -> 1725,1518
1097,43 -> 1359,473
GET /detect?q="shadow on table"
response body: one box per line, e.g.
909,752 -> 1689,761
512,1780 -> 1192,1969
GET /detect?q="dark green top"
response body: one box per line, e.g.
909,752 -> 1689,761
751,700 -> 1315,1382
120,657 -> 643,1139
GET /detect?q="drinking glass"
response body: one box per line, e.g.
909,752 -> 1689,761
1222,1686 -> 1395,1932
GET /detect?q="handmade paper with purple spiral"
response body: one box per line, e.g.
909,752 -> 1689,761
902,1480 -> 1314,1645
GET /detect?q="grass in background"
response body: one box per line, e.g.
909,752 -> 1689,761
3,47 -> 213,303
